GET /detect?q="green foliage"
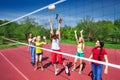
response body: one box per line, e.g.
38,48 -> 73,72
0,16 -> 120,45
95,20 -> 114,41
61,40 -> 120,49
0,36 -> 3,44
108,19 -> 120,43
114,19 -> 120,29
75,17 -> 114,42
61,39 -> 76,44
61,26 -> 75,40
0,17 -> 49,39
76,16 -> 96,41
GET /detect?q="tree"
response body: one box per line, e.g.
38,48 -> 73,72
61,25 -> 75,40
0,21 -> 18,38
110,19 -> 120,43
95,20 -> 114,41
76,16 -> 96,41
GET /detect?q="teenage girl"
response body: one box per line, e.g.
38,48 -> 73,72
34,36 -> 47,71
72,30 -> 85,74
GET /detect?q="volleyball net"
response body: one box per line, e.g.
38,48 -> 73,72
0,0 -> 120,70
2,37 -> 120,69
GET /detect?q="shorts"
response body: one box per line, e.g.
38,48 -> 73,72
36,52 -> 43,56
51,50 -> 63,64
76,52 -> 84,57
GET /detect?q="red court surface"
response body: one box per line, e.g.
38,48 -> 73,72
0,44 -> 120,80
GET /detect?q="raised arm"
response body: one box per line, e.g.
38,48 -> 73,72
80,29 -> 83,38
58,18 -> 62,31
49,18 -> 54,39
31,37 -> 36,45
56,18 -> 62,39
74,30 -> 79,44
80,29 -> 85,44
49,18 -> 54,34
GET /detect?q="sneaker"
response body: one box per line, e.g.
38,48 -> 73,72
65,66 -> 69,74
41,67 -> 44,71
55,68 -> 59,75
31,62 -> 35,66
72,67 -> 76,71
78,70 -> 82,74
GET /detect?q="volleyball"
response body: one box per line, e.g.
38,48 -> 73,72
48,4 -> 55,11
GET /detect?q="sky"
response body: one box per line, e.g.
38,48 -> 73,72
0,0 -> 120,27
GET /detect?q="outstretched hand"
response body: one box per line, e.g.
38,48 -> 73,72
74,30 -> 77,33
80,29 -> 83,33
43,36 -> 46,40
104,67 -> 108,74
59,18 -> 62,23
33,37 -> 36,40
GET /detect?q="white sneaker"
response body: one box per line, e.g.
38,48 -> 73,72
72,67 -> 76,71
55,68 -> 59,75
65,66 -> 69,74
78,70 -> 82,74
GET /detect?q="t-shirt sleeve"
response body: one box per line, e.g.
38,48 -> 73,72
103,49 -> 107,55
28,38 -> 30,42
28,38 -> 31,44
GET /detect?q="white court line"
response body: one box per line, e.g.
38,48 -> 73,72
0,52 -> 29,80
